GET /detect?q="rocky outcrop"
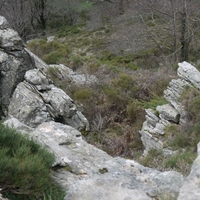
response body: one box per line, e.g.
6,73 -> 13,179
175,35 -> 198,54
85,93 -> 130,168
4,117 -> 184,200
8,70 -> 89,130
139,61 -> 198,154
0,16 -> 88,131
0,16 -> 34,109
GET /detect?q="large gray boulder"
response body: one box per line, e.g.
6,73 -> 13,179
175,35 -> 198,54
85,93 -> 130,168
4,118 -> 184,200
8,69 -> 89,130
156,104 -> 180,123
8,82 -> 52,127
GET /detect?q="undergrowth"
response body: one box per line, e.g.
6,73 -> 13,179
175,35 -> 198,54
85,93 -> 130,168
0,123 -> 65,200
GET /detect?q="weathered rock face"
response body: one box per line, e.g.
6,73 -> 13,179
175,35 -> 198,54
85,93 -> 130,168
4,117 -> 184,200
8,70 -> 89,130
0,16 -> 88,131
139,61 -> 199,154
0,16 -> 34,109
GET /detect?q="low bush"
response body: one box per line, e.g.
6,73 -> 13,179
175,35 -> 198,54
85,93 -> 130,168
138,149 -> 196,175
126,100 -> 144,123
0,123 -> 65,199
182,87 -> 200,121
69,54 -> 83,70
27,40 -> 70,65
73,88 -> 92,102
56,24 -> 84,37
43,50 -> 65,64
164,151 -> 196,175
143,96 -> 167,110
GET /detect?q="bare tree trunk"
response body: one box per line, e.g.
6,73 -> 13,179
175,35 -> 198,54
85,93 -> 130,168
119,0 -> 124,15
180,0 -> 190,61
169,0 -> 178,61
39,0 -> 47,30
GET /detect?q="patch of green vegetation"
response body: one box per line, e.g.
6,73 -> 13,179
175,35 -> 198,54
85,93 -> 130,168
46,66 -> 60,78
57,24 -> 85,37
138,149 -> 196,175
43,50 -> 65,64
165,151 -> 196,169
27,39 -> 70,65
103,73 -> 139,108
126,100 -> 144,123
139,149 -> 163,168
73,88 -> 92,102
81,130 -> 89,137
46,67 -> 66,90
143,96 -> 167,110
69,54 -> 83,70
103,87 -> 119,105
4,182 -> 66,200
65,164 -> 73,172
98,48 -> 160,70
169,131 -> 191,149
0,123 -> 65,199
99,51 -> 139,70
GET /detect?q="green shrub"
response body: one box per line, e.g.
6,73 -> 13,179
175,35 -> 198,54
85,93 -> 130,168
103,87 -> 120,105
73,88 -> 92,102
126,100 -> 144,123
143,96 -> 167,110
0,123 -> 55,197
46,66 -> 60,78
57,24 -> 84,37
165,151 -> 196,173
69,54 -> 83,70
4,182 -> 66,200
27,40 -> 70,65
169,131 -> 191,149
113,73 -> 133,91
180,86 -> 200,117
139,149 -> 163,168
43,50 -> 65,64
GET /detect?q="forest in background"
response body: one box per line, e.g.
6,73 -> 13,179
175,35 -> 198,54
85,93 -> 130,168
1,0 -> 200,62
